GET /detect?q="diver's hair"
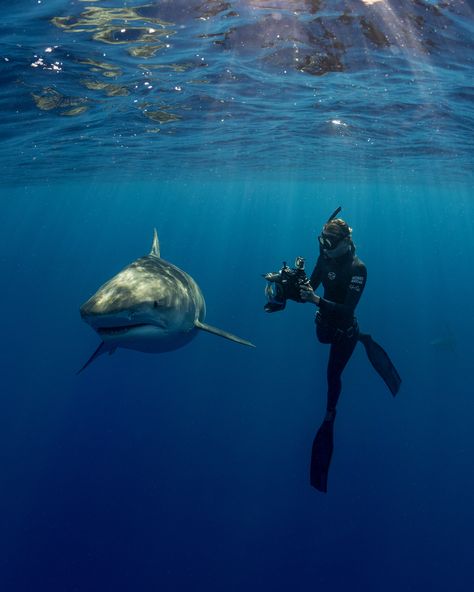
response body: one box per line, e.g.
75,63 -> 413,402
323,218 -> 352,238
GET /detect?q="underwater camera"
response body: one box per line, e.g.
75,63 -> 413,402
263,256 -> 311,312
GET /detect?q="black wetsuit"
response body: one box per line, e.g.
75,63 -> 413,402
309,245 -> 367,413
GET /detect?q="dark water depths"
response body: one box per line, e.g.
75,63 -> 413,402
0,2 -> 473,592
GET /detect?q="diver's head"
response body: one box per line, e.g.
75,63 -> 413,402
318,218 -> 352,259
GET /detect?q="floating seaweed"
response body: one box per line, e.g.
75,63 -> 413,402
31,87 -> 88,112
80,78 -> 129,96
78,58 -> 123,78
143,109 -> 181,123
60,106 -> 89,116
128,44 -> 166,58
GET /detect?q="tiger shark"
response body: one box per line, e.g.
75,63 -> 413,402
78,229 -> 254,372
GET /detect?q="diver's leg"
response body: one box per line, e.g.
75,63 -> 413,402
326,335 -> 358,413
311,334 -> 358,492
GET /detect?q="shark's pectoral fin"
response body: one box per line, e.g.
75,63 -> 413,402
194,320 -> 255,348
77,341 -> 109,374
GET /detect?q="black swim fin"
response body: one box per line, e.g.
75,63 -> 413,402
310,417 -> 335,493
358,333 -> 401,396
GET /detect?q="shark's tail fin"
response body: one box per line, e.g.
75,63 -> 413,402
194,320 -> 255,348
77,341 -> 109,374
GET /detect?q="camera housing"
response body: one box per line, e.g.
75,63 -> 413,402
264,257 -> 310,312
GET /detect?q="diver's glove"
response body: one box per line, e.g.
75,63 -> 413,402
299,284 -> 318,304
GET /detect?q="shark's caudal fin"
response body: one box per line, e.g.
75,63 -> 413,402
77,342 -> 112,374
150,228 -> 161,258
195,320 -> 255,348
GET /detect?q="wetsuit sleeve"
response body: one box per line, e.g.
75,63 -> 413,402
318,262 -> 367,317
309,257 -> 323,290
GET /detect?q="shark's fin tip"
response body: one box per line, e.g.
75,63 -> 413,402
77,341 -> 108,374
151,228 -> 160,258
195,320 -> 255,348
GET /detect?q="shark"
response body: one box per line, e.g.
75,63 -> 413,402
78,229 -> 254,372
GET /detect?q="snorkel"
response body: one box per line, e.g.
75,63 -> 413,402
327,206 -> 342,223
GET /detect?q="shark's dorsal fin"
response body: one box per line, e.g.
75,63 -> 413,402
194,320 -> 255,348
150,228 -> 160,258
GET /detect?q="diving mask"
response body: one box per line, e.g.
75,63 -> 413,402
318,233 -> 345,250
323,238 -> 351,258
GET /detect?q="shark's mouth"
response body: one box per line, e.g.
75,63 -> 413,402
97,323 -> 150,336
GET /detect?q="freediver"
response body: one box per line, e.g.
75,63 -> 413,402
263,207 -> 401,492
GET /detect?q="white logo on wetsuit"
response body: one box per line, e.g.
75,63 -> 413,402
349,275 -> 364,291
327,272 -> 336,280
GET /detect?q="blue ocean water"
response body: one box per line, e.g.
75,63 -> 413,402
1,2 -> 474,591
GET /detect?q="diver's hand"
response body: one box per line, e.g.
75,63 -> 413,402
299,285 -> 320,305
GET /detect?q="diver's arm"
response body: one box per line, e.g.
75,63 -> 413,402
309,258 -> 323,291
300,259 -> 323,304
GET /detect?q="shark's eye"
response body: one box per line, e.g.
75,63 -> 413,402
154,300 -> 158,308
